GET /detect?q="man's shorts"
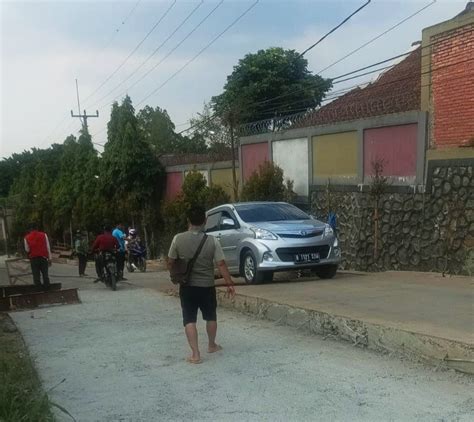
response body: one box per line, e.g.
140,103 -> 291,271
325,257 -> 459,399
179,286 -> 217,326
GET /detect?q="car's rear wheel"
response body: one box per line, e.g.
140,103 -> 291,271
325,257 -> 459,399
242,251 -> 270,284
312,265 -> 338,279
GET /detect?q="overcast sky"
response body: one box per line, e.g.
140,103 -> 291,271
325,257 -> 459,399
0,0 -> 467,158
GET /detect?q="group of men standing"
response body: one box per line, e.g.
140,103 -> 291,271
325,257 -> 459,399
23,222 -> 130,287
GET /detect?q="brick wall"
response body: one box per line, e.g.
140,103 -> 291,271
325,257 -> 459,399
430,23 -> 474,148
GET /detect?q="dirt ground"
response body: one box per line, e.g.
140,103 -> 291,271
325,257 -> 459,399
9,272 -> 474,422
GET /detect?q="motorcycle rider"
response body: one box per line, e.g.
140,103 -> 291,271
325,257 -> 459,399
126,228 -> 144,270
113,223 -> 127,280
92,225 -> 119,282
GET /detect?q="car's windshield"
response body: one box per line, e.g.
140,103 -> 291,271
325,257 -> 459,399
235,203 -> 310,223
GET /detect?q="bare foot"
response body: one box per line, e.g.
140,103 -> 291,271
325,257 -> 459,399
186,356 -> 202,364
208,344 -> 223,353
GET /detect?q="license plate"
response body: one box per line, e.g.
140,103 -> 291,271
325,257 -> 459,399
294,252 -> 320,263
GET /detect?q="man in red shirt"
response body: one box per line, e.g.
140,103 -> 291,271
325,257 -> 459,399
24,223 -> 52,288
92,225 -> 119,282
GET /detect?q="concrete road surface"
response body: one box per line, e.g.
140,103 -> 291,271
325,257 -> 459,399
10,280 -> 474,422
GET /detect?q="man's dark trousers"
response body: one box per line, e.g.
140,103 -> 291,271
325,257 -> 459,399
30,257 -> 50,287
116,251 -> 125,278
78,254 -> 87,276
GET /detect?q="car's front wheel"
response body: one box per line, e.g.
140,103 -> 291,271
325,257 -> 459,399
312,265 -> 338,279
242,251 -> 272,284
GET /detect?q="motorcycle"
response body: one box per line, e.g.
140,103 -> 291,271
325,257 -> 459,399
101,251 -> 119,291
126,241 -> 147,273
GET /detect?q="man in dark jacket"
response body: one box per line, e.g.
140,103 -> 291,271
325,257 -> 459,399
92,225 -> 119,281
24,223 -> 52,288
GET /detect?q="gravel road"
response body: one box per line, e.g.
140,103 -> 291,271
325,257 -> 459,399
10,281 -> 474,422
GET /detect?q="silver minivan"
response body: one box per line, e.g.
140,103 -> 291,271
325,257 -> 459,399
205,202 -> 341,284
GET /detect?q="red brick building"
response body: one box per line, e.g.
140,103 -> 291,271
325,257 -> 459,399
422,2 -> 474,158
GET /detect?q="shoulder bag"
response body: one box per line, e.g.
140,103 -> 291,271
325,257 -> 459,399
169,234 -> 208,285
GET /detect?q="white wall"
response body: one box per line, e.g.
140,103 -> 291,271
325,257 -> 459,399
272,138 -> 309,196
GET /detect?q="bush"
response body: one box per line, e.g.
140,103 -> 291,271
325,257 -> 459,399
160,171 -> 230,255
241,161 -> 296,202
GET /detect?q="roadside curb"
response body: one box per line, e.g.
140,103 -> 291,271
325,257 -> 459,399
214,289 -> 474,375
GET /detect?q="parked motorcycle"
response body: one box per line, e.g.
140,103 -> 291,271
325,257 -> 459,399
101,251 -> 119,291
126,241 -> 147,273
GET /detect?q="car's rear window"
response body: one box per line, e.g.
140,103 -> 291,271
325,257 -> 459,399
235,203 -> 310,223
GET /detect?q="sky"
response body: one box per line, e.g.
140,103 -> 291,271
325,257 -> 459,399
0,0 -> 468,158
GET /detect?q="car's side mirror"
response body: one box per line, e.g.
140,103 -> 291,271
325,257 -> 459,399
221,218 -> 236,229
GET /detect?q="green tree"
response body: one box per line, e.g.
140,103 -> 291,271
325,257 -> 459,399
137,104 -> 207,154
0,150 -> 40,198
189,102 -> 231,152
137,105 -> 177,153
160,171 -> 230,253
212,47 -> 332,125
9,145 -> 64,237
52,129 -> 102,234
101,96 -> 164,224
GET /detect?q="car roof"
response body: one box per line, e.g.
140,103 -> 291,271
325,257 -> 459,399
207,201 -> 290,213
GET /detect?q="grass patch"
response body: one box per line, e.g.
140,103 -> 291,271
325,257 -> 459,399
0,313 -> 54,422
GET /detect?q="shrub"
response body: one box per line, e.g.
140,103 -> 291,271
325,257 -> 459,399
160,171 -> 230,255
241,161 -> 296,202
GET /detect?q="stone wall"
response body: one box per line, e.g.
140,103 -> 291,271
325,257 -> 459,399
311,160 -> 473,275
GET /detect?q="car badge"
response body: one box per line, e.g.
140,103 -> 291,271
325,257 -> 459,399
300,230 -> 307,236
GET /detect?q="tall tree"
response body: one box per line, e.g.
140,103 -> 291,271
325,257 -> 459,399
101,96 -> 164,224
189,102 -> 231,152
137,105 -> 176,153
137,104 -> 207,154
52,129 -> 101,233
212,47 -> 332,124
9,145 -> 64,236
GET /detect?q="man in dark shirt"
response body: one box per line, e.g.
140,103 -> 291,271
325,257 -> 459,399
92,225 -> 119,282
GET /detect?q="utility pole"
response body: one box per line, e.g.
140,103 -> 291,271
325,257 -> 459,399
227,108 -> 240,201
71,109 -> 99,132
71,79 -> 99,132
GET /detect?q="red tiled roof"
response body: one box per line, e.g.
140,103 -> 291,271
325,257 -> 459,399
300,48 -> 421,127
159,149 -> 237,167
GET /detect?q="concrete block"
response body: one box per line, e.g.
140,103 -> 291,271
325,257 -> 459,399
265,303 -> 289,323
286,308 -> 310,330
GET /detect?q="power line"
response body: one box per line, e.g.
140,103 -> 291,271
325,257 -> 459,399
176,2 -> 445,136
299,0 -> 371,57
91,0 -> 258,138
37,0 -> 144,147
179,38 -> 473,136
238,29 -> 474,112
241,56 -> 474,126
136,0 -> 260,107
101,0 -> 226,109
91,1 -> 205,107
316,0 -> 436,75
68,52 -> 474,148
82,0 -> 177,104
98,0 -> 143,53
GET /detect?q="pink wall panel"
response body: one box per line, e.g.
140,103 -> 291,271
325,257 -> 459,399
242,143 -> 269,181
364,124 -> 417,177
165,172 -> 183,200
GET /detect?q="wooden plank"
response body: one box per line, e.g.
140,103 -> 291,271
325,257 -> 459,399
0,283 -> 62,298
0,289 -> 80,311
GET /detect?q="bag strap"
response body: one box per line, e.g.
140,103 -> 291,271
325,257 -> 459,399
186,234 -> 208,276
